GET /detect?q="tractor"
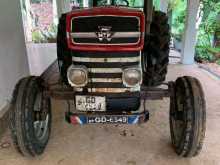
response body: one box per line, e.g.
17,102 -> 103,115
9,0 -> 206,158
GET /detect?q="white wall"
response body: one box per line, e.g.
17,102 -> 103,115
26,43 -> 57,75
0,0 -> 30,110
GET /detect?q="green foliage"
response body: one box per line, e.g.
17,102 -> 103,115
200,0 -> 220,21
153,0 -> 160,11
32,24 -> 57,43
207,47 -> 220,54
128,0 -> 144,7
197,3 -> 220,46
167,0 -> 220,63
31,0 -> 41,3
31,0 -> 50,3
195,46 -> 215,62
195,1 -> 220,62
217,59 -> 220,65
169,0 -> 187,41
76,0 -> 143,7
128,0 -> 135,6
41,24 -> 58,43
32,31 -> 45,43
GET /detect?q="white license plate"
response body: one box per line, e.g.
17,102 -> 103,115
75,96 -> 106,111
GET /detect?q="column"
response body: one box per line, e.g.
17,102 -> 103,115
160,0 -> 169,13
0,0 -> 29,109
56,0 -> 71,18
181,0 -> 200,64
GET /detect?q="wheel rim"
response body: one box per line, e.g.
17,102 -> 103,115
33,92 -> 50,141
171,85 -> 185,146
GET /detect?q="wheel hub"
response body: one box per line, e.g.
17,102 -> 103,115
33,93 -> 50,141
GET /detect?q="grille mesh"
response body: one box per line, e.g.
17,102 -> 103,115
71,16 -> 140,45
72,51 -> 140,93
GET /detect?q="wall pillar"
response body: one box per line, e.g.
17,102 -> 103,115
56,0 -> 71,18
160,0 -> 169,13
25,0 -> 32,42
181,0 -> 200,64
0,0 -> 29,110
52,0 -> 58,25
83,0 -> 89,7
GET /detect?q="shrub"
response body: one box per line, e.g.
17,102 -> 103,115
32,30 -> 46,43
31,0 -> 49,3
169,0 -> 187,41
196,1 -> 220,62
41,24 -> 58,43
216,59 -> 220,65
195,46 -> 215,62
32,24 -> 57,43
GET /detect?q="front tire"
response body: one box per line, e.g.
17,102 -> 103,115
9,76 -> 51,157
170,76 -> 206,157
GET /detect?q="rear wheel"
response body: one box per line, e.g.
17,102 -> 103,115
170,76 -> 206,157
9,76 -> 51,157
57,14 -> 72,84
143,11 -> 170,86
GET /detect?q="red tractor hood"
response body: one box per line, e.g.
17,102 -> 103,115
66,7 -> 145,52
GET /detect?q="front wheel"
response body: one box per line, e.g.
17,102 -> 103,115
9,76 -> 51,157
169,76 -> 206,157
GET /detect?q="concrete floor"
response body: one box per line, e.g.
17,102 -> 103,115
0,64 -> 220,165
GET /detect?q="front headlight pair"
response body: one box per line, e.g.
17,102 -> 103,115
67,65 -> 142,88
122,67 -> 142,87
67,65 -> 88,87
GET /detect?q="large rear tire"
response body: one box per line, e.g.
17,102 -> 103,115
170,76 -> 206,157
57,14 -> 72,84
9,76 -> 51,157
143,11 -> 170,86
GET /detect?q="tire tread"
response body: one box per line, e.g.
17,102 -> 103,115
143,11 -> 170,86
170,76 -> 206,157
9,76 -> 51,157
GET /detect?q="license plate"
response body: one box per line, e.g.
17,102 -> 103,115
75,96 -> 106,111
87,116 -> 128,124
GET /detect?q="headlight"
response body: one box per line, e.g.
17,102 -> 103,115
67,65 -> 88,87
123,68 -> 142,87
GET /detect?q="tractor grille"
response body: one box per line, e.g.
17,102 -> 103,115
71,16 -> 141,45
72,51 -> 140,93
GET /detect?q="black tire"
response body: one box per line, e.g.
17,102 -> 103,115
9,76 -> 51,157
57,14 -> 72,84
143,11 -> 170,86
170,76 -> 206,157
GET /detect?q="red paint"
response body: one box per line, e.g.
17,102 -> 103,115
66,7 -> 145,52
70,116 -> 79,125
